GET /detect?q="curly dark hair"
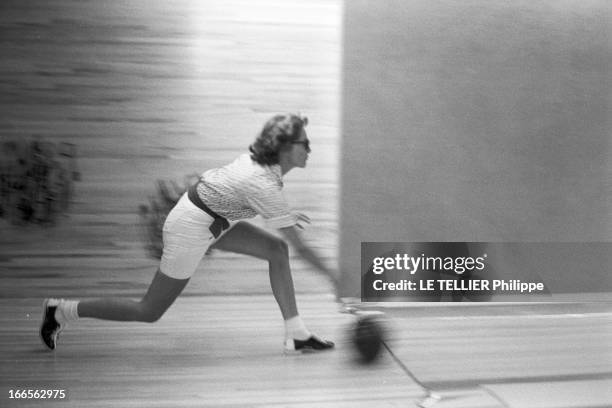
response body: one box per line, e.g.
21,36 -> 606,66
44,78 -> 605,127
249,113 -> 308,165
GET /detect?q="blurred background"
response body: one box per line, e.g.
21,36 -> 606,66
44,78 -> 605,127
1,0 -> 341,299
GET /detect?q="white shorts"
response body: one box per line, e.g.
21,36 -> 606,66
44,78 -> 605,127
160,193 -> 231,279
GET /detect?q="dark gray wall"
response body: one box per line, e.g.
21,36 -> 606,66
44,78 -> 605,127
339,0 -> 611,298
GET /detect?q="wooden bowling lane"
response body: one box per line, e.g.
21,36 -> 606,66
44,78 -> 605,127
0,295 -> 426,408
0,295 -> 512,408
5,297 -> 611,407
383,303 -> 612,407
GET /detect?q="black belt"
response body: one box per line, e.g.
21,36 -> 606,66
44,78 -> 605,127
187,181 -> 230,238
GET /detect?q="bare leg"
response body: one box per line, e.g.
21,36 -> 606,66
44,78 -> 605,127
212,222 -> 298,320
77,269 -> 189,322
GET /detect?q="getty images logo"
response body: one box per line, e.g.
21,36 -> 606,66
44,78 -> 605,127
371,253 -> 488,275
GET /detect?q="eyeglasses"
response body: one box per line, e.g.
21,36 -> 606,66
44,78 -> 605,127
291,139 -> 310,151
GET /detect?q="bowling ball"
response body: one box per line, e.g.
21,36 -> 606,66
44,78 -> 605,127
352,315 -> 384,363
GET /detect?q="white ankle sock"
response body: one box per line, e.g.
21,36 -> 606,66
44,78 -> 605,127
55,300 -> 80,324
284,315 -> 311,341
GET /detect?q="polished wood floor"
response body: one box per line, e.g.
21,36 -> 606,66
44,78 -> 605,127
1,1 -> 611,407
